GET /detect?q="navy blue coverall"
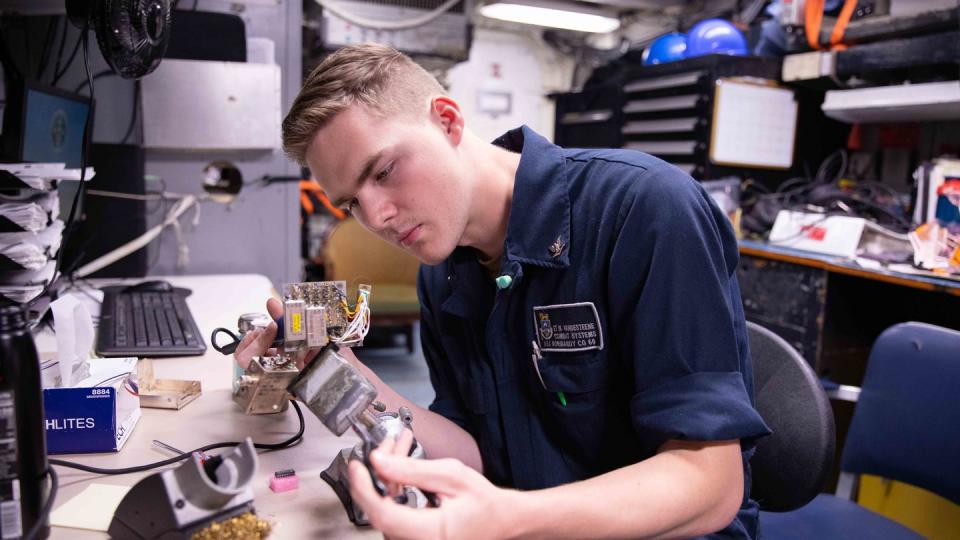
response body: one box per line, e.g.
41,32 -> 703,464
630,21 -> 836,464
417,126 -> 771,538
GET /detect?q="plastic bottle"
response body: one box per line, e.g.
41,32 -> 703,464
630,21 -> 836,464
0,302 -> 50,539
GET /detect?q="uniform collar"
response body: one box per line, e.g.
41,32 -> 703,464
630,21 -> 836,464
493,126 -> 571,269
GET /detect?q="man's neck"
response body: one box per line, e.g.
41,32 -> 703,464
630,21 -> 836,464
459,130 -> 520,262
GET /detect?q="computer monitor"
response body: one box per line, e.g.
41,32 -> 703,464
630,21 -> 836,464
1,81 -> 93,168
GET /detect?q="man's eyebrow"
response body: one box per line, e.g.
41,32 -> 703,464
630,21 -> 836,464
333,149 -> 385,207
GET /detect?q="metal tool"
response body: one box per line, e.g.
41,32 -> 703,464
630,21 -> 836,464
286,344 -> 438,526
151,439 -> 185,455
152,440 -> 209,462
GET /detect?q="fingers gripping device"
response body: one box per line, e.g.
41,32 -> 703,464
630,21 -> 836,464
211,281 -> 435,525
211,281 -> 372,415
287,344 -> 437,526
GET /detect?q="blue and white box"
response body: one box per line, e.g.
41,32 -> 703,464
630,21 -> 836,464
43,357 -> 141,454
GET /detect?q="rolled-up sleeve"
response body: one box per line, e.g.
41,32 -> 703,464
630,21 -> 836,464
608,166 -> 770,455
630,372 -> 767,450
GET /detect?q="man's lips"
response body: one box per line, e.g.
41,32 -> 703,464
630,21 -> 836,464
399,225 -> 421,247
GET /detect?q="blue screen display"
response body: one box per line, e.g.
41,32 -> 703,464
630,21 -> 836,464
22,89 -> 90,168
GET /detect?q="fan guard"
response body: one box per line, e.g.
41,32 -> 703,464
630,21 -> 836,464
67,0 -> 172,79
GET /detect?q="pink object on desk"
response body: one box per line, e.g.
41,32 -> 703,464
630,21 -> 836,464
269,469 -> 299,493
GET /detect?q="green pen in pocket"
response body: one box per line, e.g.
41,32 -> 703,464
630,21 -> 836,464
532,341 -> 567,407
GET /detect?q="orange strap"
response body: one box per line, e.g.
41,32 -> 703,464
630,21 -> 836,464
805,0 -> 825,50
805,0 -> 857,51
830,0 -> 858,49
300,180 -> 346,220
300,191 -> 315,215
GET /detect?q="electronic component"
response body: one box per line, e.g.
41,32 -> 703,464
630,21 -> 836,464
216,281 -> 373,416
281,281 -> 371,353
306,305 -> 328,348
238,312 -> 272,334
268,469 -> 299,493
283,298 -> 306,349
287,345 -> 378,436
287,345 -> 437,526
233,356 -> 299,415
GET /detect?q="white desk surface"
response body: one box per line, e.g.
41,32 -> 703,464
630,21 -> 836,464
41,274 -> 378,539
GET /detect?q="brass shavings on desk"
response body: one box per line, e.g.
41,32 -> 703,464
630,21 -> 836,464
190,512 -> 272,540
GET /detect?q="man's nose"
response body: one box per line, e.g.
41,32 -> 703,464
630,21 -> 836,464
358,190 -> 396,232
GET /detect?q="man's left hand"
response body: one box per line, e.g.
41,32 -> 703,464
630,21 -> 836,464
347,433 -> 515,540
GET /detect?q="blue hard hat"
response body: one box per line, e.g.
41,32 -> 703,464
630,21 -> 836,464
686,18 -> 748,57
642,32 -> 688,65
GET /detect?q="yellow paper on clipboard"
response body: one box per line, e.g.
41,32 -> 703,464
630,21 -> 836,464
710,78 -> 798,170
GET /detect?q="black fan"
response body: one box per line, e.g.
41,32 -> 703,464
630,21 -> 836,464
66,0 -> 173,79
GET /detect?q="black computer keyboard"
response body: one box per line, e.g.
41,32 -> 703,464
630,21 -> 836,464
96,285 -> 207,357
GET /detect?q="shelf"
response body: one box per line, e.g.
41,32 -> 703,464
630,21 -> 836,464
817,6 -> 959,46
821,81 -> 960,123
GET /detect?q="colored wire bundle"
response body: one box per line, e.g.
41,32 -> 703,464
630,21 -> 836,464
333,287 -> 371,346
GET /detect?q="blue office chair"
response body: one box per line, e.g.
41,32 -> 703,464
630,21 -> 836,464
760,322 -> 960,539
747,321 -> 835,512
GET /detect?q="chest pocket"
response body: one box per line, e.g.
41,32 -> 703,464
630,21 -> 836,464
534,350 -> 614,465
535,353 -> 608,396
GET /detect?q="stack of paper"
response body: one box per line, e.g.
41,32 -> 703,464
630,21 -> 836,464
0,163 -> 94,303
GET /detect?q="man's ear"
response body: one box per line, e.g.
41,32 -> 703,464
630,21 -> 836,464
430,96 -> 464,146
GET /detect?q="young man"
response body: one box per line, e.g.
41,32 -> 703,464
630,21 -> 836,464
239,42 -> 769,539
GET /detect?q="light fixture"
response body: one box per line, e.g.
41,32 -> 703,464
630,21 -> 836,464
479,0 -> 620,34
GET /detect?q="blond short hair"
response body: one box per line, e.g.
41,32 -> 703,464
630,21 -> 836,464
282,43 -> 445,165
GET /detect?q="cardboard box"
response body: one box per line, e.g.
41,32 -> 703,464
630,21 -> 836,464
43,357 -> 141,454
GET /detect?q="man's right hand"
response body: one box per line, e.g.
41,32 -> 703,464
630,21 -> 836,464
234,297 -> 361,370
233,298 -> 284,369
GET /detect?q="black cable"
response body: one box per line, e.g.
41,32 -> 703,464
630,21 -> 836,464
211,327 -> 242,355
51,16 -> 68,86
121,81 -> 140,144
73,69 -> 115,94
65,277 -> 104,306
50,401 -> 305,475
811,148 -> 842,185
254,175 -> 304,185
0,23 -> 23,81
146,198 -> 170,273
23,467 -> 57,540
28,25 -> 93,309
21,18 -> 29,77
51,31 -> 83,87
36,17 -> 58,80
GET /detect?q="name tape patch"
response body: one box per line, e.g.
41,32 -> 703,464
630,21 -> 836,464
532,302 -> 604,353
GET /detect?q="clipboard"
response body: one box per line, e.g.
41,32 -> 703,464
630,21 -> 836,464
709,78 -> 798,170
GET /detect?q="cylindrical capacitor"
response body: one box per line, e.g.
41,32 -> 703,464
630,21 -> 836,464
237,313 -> 271,334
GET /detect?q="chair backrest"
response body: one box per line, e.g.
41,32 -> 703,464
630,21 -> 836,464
840,322 -> 960,506
323,217 -> 422,321
324,217 -> 420,286
748,321 -> 836,512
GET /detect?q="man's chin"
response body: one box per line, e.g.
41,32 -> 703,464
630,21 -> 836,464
409,244 -> 453,266
414,253 -> 447,266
